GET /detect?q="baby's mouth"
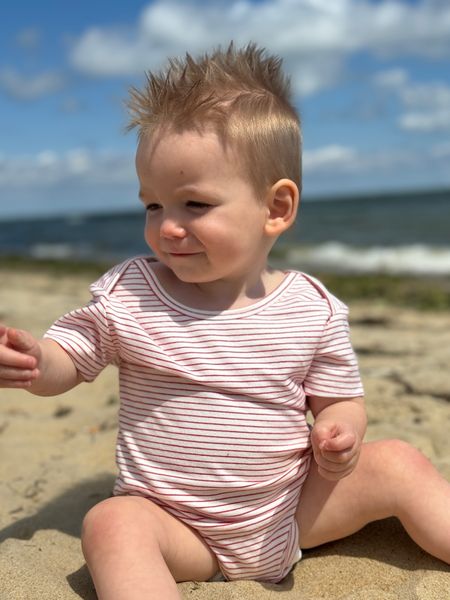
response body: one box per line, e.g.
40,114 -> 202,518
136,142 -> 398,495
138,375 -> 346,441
167,251 -> 201,257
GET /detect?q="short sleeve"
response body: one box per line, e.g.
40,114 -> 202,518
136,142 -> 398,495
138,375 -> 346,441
44,281 -> 119,382
303,305 -> 364,398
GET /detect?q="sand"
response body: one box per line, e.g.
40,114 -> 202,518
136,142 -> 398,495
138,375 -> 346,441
1,267 -> 449,599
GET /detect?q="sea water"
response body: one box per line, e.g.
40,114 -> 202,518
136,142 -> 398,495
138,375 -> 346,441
1,188 -> 449,276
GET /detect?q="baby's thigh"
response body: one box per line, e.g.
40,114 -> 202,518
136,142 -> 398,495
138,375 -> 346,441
82,495 -> 219,582
296,440 -> 399,549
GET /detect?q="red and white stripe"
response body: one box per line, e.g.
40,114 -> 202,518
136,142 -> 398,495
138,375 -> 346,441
45,257 -> 363,582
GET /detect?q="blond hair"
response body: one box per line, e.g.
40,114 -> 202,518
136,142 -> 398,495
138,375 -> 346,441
127,42 -> 301,198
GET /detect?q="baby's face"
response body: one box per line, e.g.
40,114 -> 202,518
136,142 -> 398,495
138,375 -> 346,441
136,129 -> 272,287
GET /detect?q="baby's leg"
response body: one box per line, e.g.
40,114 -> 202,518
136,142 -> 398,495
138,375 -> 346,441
81,495 -> 218,600
297,439 -> 450,564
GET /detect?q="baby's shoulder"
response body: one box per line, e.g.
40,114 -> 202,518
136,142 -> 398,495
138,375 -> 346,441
90,255 -> 155,297
288,271 -> 348,317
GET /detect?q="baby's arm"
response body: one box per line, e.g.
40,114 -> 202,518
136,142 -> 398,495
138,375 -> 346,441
0,324 -> 82,396
308,396 -> 366,481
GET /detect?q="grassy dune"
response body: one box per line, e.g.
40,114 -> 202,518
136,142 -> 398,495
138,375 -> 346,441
1,255 -> 450,311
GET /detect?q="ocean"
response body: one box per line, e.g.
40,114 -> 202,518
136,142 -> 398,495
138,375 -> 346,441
1,188 -> 450,276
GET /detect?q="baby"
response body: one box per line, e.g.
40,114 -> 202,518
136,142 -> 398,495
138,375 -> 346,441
1,44 -> 449,600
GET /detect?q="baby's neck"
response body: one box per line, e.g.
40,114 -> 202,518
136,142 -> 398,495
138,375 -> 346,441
150,262 -> 286,311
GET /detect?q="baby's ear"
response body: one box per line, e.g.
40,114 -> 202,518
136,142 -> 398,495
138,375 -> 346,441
264,179 -> 299,237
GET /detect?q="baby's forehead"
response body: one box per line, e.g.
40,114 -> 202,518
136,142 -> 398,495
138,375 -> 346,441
137,127 -> 238,168
135,127 -> 252,190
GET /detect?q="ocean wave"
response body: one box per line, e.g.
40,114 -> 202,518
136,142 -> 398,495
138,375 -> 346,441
30,243 -> 95,261
285,243 -> 450,276
29,242 -> 130,263
17,241 -> 450,277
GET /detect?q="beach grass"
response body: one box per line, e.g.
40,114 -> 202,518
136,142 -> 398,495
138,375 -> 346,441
0,255 -> 111,278
1,255 -> 450,311
319,272 -> 450,311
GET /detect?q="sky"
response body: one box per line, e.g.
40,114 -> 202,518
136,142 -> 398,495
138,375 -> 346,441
1,0 -> 450,219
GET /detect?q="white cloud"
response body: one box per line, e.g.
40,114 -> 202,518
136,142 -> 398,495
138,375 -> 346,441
68,0 -> 450,97
0,68 -> 65,100
0,141 -> 448,218
0,143 -> 418,190
400,109 -> 450,132
373,68 -> 408,89
0,149 -> 135,187
401,81 -> 450,111
303,145 -> 357,172
301,140 -> 450,195
68,27 -> 158,78
374,68 -> 450,132
366,0 -> 450,59
302,142 -> 446,177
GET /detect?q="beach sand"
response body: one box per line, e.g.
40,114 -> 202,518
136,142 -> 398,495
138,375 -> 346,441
1,266 -> 449,599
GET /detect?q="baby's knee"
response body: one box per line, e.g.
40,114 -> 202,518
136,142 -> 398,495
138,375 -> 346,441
81,496 -> 160,557
82,497 -> 121,556
373,439 -> 435,486
378,438 -> 429,466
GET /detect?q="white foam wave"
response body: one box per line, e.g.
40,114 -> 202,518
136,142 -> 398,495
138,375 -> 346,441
29,241 -> 450,276
286,243 -> 450,276
30,243 -> 93,260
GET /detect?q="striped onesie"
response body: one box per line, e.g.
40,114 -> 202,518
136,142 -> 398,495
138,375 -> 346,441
45,257 -> 363,583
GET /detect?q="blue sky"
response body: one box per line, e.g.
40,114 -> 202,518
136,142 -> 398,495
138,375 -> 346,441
1,0 -> 449,219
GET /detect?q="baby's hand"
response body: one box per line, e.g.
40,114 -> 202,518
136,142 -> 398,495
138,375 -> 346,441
311,421 -> 361,481
0,325 -> 41,388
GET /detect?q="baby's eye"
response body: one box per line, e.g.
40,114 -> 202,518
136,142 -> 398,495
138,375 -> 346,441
145,203 -> 161,212
186,200 -> 211,210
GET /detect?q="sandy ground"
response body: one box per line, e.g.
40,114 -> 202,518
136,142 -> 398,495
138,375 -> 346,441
1,267 -> 449,599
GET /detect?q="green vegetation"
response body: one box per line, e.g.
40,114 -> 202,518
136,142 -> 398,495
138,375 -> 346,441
0,255 -> 112,278
1,255 -> 449,311
318,273 -> 450,311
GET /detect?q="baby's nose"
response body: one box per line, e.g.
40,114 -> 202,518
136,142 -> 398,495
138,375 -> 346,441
160,217 -> 187,239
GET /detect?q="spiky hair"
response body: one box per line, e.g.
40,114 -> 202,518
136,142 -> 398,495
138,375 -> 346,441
127,42 -> 302,197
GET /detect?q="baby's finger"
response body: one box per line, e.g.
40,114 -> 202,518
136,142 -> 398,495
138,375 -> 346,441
0,366 -> 39,381
320,431 -> 356,453
0,377 -> 35,389
0,344 -> 37,369
319,447 -> 355,465
7,328 -> 36,353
